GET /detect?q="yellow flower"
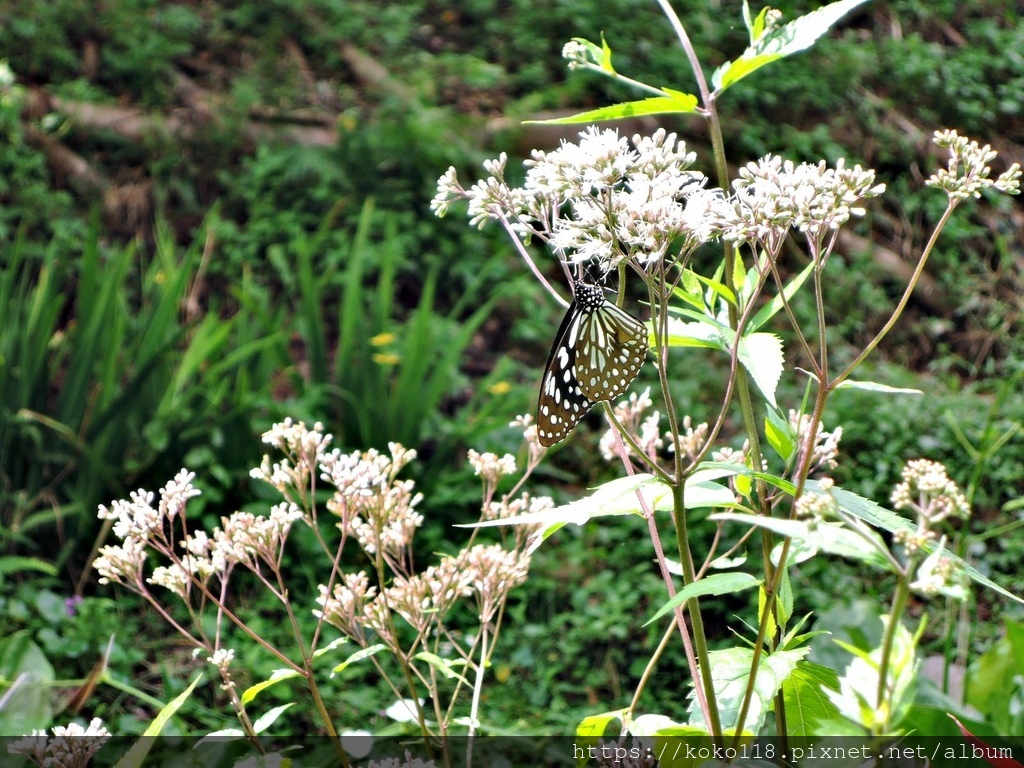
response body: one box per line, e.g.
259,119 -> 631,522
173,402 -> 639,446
370,332 -> 396,346
488,381 -> 511,395
373,353 -> 400,366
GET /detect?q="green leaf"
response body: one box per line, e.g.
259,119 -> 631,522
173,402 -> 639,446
826,616 -> 918,732
833,379 -> 924,395
693,271 -> 737,307
195,730 -> 245,747
598,34 -> 616,73
747,261 -> 815,332
527,93 -> 698,125
241,668 -> 303,705
576,708 -> 626,737
697,461 -> 798,496
0,631 -> 54,734
116,674 -> 203,768
312,636 -> 349,659
574,709 -> 627,767
414,652 -> 471,686
647,572 -> 762,625
713,0 -> 872,90
461,473 -> 734,531
662,317 -> 729,349
0,556 -> 58,577
738,332 -> 784,408
712,512 -> 890,569
687,647 -> 809,733
825,483 -> 1024,605
781,661 -> 842,736
331,643 -> 390,675
764,407 -> 796,463
966,619 -> 1024,724
252,703 -> 295,734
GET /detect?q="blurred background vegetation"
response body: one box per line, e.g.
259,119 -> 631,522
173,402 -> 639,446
0,0 -> 1022,736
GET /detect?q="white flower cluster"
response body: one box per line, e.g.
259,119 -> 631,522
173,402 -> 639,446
434,127 -> 708,272
95,427 -> 328,598
713,156 -> 885,257
468,449 -> 517,501
316,571 -> 379,645
251,417 -> 332,500
926,129 -> 1021,200
599,388 -> 662,462
789,410 -> 843,473
598,388 -> 709,464
510,413 -> 545,468
890,458 -> 970,535
909,537 -> 969,602
8,718 -> 110,768
320,443 -> 424,557
97,468 -> 200,542
317,544 -> 530,648
794,478 -> 839,521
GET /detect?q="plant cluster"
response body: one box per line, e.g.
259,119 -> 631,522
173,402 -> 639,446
4,0 -> 1024,764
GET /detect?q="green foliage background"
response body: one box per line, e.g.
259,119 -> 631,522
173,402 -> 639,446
0,0 -> 1022,735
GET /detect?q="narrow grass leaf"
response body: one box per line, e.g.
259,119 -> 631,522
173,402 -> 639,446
115,673 -> 204,768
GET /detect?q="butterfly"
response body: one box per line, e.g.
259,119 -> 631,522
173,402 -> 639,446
536,281 -> 649,447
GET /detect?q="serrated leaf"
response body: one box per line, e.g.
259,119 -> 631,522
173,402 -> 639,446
688,647 -> 808,733
528,94 -> 698,125
824,483 -> 1024,605
252,703 -> 295,734
833,379 -> 924,395
713,0 -> 871,90
331,643 -> 390,675
647,572 -> 762,625
781,662 -> 842,736
241,668 -> 303,705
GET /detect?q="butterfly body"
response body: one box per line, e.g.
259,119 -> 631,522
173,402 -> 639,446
537,282 -> 648,447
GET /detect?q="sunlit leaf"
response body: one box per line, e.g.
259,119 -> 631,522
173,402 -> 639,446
527,93 -> 698,125
713,0 -> 871,90
647,572 -> 762,625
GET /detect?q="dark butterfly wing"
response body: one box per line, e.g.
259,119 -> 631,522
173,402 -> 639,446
536,282 -> 649,447
574,302 -> 649,401
536,299 -> 594,447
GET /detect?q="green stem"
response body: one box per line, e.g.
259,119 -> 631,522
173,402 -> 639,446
672,481 -> 722,738
834,203 -> 957,386
875,566 -> 914,732
627,620 -> 678,717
